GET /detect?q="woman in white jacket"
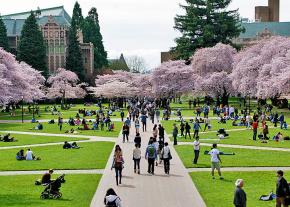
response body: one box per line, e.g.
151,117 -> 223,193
104,188 -> 122,207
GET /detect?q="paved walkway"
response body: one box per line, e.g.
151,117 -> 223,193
188,167 -> 290,172
0,118 -> 122,123
90,119 -> 206,207
0,169 -> 104,176
179,142 -> 290,152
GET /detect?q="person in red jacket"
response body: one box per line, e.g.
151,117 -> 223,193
252,120 -> 258,141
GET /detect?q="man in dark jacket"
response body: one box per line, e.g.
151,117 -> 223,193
233,179 -> 247,207
276,170 -> 290,207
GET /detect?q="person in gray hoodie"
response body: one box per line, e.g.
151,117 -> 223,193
104,188 -> 122,207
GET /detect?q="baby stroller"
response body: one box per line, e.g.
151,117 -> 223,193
40,174 -> 65,199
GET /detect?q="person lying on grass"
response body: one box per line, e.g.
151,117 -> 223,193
0,133 -> 16,142
63,141 -> 80,149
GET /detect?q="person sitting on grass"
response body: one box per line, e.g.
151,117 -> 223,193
31,122 -> 43,130
25,148 -> 40,160
108,122 -> 114,131
2,133 -> 15,142
16,149 -> 25,160
273,132 -> 283,142
63,141 -> 80,149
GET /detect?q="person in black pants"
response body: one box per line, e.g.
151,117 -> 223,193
193,137 -> 200,164
161,142 -> 171,174
133,144 -> 141,174
145,140 -> 157,175
184,122 -> 191,139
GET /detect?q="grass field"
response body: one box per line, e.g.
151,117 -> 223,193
0,141 -> 114,171
175,145 -> 290,168
0,174 -> 101,207
0,122 -> 122,137
190,171 -> 285,207
0,133 -> 88,147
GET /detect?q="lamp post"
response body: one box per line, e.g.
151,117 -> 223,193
21,96 -> 24,123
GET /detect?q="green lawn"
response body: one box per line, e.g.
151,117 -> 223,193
0,174 -> 101,207
0,141 -> 114,171
0,133 -> 87,147
0,122 -> 122,137
176,145 -> 290,168
190,171 -> 284,207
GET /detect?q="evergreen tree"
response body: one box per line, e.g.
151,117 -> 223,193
66,1 -> 84,81
173,0 -> 244,60
17,12 -> 47,76
0,16 -> 10,51
83,8 -> 108,72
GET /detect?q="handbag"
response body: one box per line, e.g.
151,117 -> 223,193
168,151 -> 172,160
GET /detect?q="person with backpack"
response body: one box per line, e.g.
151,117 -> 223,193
133,143 -> 141,174
145,139 -> 157,175
111,145 -> 124,186
161,142 -> 172,174
104,188 -> 122,207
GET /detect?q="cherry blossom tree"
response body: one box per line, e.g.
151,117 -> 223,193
232,36 -> 290,99
0,48 -> 45,104
46,68 -> 86,108
191,43 -> 236,105
151,60 -> 195,97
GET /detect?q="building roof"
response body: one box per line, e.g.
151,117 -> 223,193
2,6 -> 71,36
240,22 -> 290,38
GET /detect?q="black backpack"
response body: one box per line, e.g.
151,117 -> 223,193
106,197 -> 118,207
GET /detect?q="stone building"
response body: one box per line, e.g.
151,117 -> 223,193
2,6 -> 94,77
233,0 -> 290,46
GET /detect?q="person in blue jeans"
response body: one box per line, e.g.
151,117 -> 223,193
193,119 -> 201,139
279,113 -> 285,129
140,113 -> 148,132
145,139 -> 157,175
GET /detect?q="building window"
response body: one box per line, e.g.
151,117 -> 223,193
44,31 -> 48,38
49,32 -> 53,38
84,57 -> 88,64
55,31 -> 59,38
60,31 -> 64,38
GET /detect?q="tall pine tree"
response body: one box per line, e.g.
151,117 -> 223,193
83,8 -> 108,72
0,16 -> 10,51
173,0 -> 244,60
17,12 -> 47,76
66,1 -> 85,81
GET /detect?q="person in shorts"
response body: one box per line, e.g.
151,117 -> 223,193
208,143 -> 223,179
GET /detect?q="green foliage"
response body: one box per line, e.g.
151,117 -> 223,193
66,2 -> 85,81
17,12 -> 47,76
173,0 -> 244,59
83,8 -> 108,72
0,16 -> 10,51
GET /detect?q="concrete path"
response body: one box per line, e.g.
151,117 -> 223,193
90,119 -> 206,207
179,142 -> 290,152
188,167 -> 290,172
0,169 -> 104,176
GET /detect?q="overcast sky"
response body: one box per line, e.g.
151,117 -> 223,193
1,0 -> 290,69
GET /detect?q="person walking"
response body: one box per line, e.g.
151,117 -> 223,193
120,110 -> 125,122
280,113 -> 285,130
193,119 -> 202,139
134,118 -> 140,134
172,123 -> 178,145
122,124 -> 130,143
204,116 -> 210,132
140,113 -> 148,132
209,144 -> 223,179
252,120 -> 258,141
233,179 -> 247,207
133,144 -> 141,174
161,142 -> 172,174
104,188 -> 122,207
111,145 -> 123,186
58,117 -> 63,131
185,122 -> 191,139
180,121 -> 185,137
145,140 -> 157,175
152,124 -> 158,138
155,108 -> 160,123
276,170 -> 290,207
134,133 -> 141,147
158,124 -> 165,139
193,137 -> 200,164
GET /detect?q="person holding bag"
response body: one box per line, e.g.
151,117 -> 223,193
111,145 -> 124,186
161,142 -> 172,174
